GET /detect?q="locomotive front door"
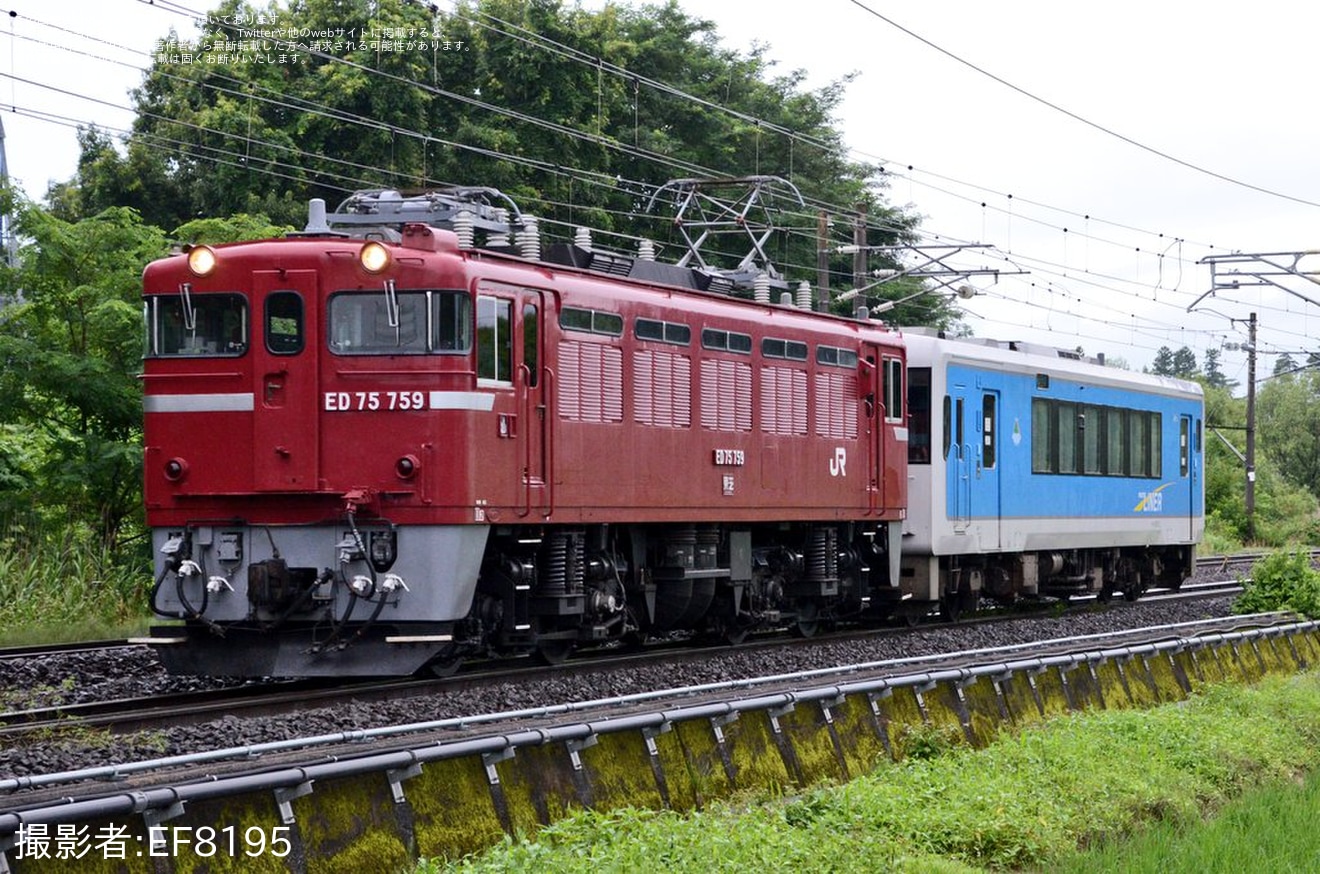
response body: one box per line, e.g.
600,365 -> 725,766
251,270 -> 320,491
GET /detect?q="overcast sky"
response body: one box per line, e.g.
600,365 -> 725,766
4,0 -> 1320,385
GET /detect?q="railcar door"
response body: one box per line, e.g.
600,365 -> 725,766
519,292 -> 549,517
951,394 -> 971,531
974,389 -> 1002,549
252,270 -> 319,490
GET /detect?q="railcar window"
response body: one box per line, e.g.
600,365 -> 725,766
1032,396 -> 1162,478
908,368 -> 931,464
883,357 -> 904,423
636,317 -> 691,345
523,303 -> 539,387
147,294 -> 247,357
329,290 -> 469,355
561,306 -> 623,336
265,291 -> 303,355
762,338 -> 808,361
982,395 -> 997,468
1056,402 -> 1077,474
1107,409 -> 1126,475
1149,413 -> 1163,476
1129,413 -> 1148,477
702,328 -> 753,354
1188,414 -> 1198,475
817,346 -> 860,368
1031,398 -> 1052,472
942,395 -> 953,459
955,398 -> 965,459
477,296 -> 513,383
1081,405 -> 1102,474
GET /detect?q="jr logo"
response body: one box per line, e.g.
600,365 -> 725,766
829,447 -> 847,477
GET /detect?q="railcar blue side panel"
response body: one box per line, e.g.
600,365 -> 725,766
943,363 -> 1203,527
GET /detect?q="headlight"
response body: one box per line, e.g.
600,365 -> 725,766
360,241 -> 391,273
163,457 -> 189,482
186,245 -> 218,276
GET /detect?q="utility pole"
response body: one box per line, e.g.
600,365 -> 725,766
816,210 -> 830,312
1245,311 -> 1257,541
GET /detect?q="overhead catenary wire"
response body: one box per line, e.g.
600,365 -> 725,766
3,2 -> 1318,370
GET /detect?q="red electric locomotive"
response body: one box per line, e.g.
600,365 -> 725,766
139,187 -> 908,676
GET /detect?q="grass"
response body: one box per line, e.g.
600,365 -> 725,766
417,672 -> 1320,873
0,522 -> 153,645
1052,772 -> 1320,872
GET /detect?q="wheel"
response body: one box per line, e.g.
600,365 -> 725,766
534,640 -> 574,666
426,651 -> 464,678
792,600 -> 820,638
723,625 -> 749,646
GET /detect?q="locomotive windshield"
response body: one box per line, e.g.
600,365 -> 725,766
145,294 -> 247,357
329,290 -> 472,355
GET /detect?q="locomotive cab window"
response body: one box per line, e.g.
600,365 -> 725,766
329,290 -> 471,355
146,293 -> 248,357
264,291 -> 304,355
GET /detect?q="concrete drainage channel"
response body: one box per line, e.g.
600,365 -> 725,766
2,619 -> 1318,873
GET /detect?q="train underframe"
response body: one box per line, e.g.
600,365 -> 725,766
902,544 -> 1196,622
146,518 -> 904,678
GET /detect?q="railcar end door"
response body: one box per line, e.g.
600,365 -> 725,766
252,270 -> 319,491
1180,413 -> 1196,541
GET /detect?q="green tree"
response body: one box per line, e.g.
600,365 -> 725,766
1151,346 -> 1175,376
0,190 -> 167,550
1256,369 -> 1320,497
51,0 -> 946,321
1171,346 -> 1198,378
1201,347 -> 1232,389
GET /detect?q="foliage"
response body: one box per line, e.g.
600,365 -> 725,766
172,213 -> 293,245
47,0 -> 962,326
1150,344 -> 1199,379
0,188 -> 168,552
1201,383 -> 1319,547
1232,549 -> 1320,617
423,674 -> 1320,872
1256,368 -> 1320,499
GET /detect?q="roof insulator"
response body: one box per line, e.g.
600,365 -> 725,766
796,280 -> 813,311
518,216 -> 541,261
453,211 -> 475,249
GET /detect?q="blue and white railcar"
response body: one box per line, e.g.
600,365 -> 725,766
901,329 -> 1204,611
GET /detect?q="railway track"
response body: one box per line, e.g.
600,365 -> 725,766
0,603 -> 1305,811
0,580 -> 1248,743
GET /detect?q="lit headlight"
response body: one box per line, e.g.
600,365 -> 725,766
360,241 -> 391,273
186,245 -> 218,276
